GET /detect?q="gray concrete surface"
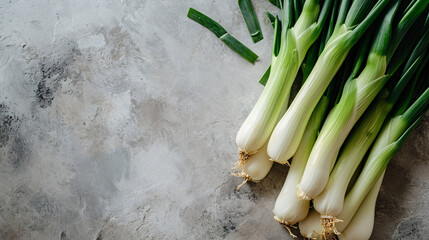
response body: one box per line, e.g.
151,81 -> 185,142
0,0 -> 428,239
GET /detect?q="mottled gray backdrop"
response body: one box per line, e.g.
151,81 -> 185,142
0,0 -> 428,239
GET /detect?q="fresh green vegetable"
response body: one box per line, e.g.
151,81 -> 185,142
298,0 -> 429,201
335,80 -> 429,234
186,0 -> 429,238
272,5 -> 341,229
239,0 -> 264,43
236,0 -> 332,167
273,96 -> 328,232
268,0 -> 392,164
234,0 -> 326,186
313,23 -> 429,230
187,8 -> 258,63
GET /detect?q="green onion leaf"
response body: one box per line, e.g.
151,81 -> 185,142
387,0 -> 429,61
293,0 -> 304,23
187,8 -> 258,63
272,16 -> 282,57
269,0 -> 281,9
239,0 -> 263,43
266,12 -> 276,28
259,14 -> 281,86
259,66 -> 271,86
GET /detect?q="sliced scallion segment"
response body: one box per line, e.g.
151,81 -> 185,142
219,33 -> 259,63
239,0 -> 264,43
187,8 -> 258,63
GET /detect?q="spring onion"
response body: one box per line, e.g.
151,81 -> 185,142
299,0 -> 429,201
313,22 -> 429,228
203,0 -> 429,238
335,82 -> 429,234
187,8 -> 258,63
236,0 -> 331,167
272,97 -> 329,233
298,2 -> 399,199
267,0 -> 392,164
272,4 -> 338,230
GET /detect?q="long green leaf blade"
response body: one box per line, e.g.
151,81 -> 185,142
239,0 -> 264,43
259,66 -> 271,86
269,0 -> 281,9
387,0 -> 429,60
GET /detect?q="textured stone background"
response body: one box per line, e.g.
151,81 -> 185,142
0,0 -> 428,239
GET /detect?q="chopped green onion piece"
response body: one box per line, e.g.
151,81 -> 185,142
238,0 -> 263,43
187,8 -> 226,38
187,8 -> 258,63
219,33 -> 259,63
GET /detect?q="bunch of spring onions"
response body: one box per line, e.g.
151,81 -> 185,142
188,0 -> 429,238
231,0 -> 429,239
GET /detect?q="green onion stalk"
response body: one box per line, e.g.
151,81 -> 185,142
334,83 -> 429,234
235,0 -> 331,169
338,172 -> 384,240
233,1 -> 295,186
272,6 -> 341,231
238,0 -> 264,43
314,21 -> 429,232
268,0 -> 392,165
298,0 -> 429,201
272,96 -> 329,236
299,152 -> 365,240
